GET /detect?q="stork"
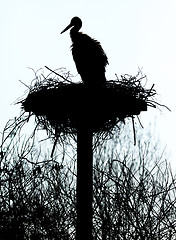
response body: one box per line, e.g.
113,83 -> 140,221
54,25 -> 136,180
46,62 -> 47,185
61,17 -> 108,86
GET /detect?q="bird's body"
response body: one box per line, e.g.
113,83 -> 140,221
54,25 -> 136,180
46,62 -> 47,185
61,17 -> 108,86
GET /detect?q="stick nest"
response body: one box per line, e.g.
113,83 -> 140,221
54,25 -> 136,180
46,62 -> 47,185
21,68 -> 157,137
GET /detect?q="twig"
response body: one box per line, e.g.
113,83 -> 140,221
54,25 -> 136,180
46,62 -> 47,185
45,66 -> 73,84
19,80 -> 30,89
132,116 -> 136,146
137,116 -> 144,129
144,84 -> 155,100
148,100 -> 171,111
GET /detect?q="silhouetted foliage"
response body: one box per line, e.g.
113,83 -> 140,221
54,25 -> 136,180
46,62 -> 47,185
0,116 -> 175,239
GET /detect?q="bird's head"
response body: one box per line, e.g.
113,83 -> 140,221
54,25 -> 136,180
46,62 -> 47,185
60,17 -> 82,34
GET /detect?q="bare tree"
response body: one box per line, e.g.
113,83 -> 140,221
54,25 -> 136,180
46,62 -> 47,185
93,130 -> 176,239
0,116 -> 176,239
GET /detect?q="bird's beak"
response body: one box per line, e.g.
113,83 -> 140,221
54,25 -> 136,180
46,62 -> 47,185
60,23 -> 72,34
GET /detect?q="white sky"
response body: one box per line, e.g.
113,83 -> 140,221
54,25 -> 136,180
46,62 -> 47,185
0,0 -> 176,169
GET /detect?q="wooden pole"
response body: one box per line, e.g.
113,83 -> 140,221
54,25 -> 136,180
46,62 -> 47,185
76,126 -> 93,240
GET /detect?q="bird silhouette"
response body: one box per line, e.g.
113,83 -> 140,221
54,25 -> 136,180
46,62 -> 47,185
61,17 -> 108,86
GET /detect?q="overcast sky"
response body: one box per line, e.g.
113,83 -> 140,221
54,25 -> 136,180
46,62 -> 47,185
1,0 -> 176,169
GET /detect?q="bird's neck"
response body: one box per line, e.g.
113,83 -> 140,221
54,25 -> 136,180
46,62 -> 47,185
70,27 -> 81,42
